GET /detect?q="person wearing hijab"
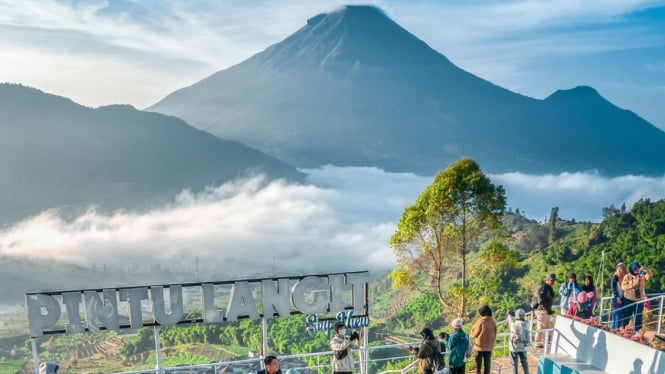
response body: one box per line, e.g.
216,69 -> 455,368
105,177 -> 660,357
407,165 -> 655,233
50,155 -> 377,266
621,262 -> 653,332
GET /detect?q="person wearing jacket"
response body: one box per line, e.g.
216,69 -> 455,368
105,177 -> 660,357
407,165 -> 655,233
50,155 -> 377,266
470,305 -> 497,374
610,262 -> 628,329
534,273 -> 556,347
257,356 -> 282,374
621,262 -> 653,332
559,273 -> 581,315
447,318 -> 470,374
508,309 -> 530,374
410,327 -> 441,374
330,322 -> 359,374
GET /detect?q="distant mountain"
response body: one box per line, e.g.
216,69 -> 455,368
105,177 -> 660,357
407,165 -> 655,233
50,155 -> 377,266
0,84 -> 303,225
149,5 -> 665,177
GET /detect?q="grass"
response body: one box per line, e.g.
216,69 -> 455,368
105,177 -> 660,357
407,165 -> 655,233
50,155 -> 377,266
0,360 -> 25,374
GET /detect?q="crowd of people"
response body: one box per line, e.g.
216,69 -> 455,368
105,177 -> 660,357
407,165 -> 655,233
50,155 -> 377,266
258,262 -> 655,374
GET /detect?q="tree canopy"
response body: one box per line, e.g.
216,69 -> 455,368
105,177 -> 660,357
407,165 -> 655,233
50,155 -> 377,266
389,158 -> 506,317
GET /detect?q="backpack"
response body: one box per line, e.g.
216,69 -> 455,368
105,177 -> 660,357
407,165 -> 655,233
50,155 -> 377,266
519,323 -> 530,345
419,343 -> 436,373
434,352 -> 445,371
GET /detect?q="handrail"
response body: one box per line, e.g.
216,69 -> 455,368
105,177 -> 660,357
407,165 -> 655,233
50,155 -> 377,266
595,294 -> 664,334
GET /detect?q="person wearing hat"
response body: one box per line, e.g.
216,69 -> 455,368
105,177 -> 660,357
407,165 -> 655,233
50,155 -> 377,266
330,321 -> 359,374
534,273 -> 556,347
559,273 -> 581,316
621,262 -> 653,332
610,262 -> 628,329
508,309 -> 530,374
447,318 -> 470,374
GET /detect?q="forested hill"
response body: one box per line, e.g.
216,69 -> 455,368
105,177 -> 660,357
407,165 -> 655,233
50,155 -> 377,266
0,84 -> 303,225
381,199 -> 665,331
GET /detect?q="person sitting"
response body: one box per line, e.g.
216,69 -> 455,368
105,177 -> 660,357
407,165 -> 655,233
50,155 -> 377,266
257,355 -> 282,374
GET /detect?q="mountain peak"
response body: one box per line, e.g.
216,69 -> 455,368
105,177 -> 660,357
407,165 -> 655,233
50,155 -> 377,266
546,85 -> 604,102
254,5 -> 449,71
307,5 -> 386,26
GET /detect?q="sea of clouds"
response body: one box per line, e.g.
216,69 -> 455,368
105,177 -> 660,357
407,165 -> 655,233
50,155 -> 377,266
1,166 -> 665,282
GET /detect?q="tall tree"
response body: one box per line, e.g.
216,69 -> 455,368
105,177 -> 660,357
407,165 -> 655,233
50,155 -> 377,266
548,206 -> 559,244
389,158 -> 506,317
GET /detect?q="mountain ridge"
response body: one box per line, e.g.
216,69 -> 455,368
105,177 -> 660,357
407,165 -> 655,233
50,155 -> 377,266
149,5 -> 665,177
0,83 -> 303,225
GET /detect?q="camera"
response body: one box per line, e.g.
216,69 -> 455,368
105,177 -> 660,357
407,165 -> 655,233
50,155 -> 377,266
639,269 -> 647,277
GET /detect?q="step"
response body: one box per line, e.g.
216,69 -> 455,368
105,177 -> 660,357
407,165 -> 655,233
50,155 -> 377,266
538,354 -> 610,374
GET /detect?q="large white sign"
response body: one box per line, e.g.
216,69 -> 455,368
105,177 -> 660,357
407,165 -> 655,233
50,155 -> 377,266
26,271 -> 369,337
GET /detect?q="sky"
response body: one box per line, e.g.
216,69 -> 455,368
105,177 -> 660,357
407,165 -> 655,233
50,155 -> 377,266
2,1 -> 665,299
1,0 -> 664,129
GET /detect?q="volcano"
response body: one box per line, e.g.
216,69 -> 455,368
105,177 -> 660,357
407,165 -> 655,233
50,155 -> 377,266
149,5 -> 665,176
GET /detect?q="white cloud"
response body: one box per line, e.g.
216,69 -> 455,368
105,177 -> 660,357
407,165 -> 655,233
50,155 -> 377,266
491,171 -> 665,222
2,166 -> 665,285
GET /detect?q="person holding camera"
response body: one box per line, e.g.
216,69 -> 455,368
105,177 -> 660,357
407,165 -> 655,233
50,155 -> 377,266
330,322 -> 359,374
621,262 -> 653,332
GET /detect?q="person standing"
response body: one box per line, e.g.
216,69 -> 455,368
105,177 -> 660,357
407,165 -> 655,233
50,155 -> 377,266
438,332 -> 449,370
559,273 -> 580,316
508,309 -> 530,374
410,327 -> 440,374
579,275 -> 597,318
535,273 -> 556,347
330,322 -> 359,374
610,262 -> 627,329
257,356 -> 282,374
622,262 -> 653,332
470,305 -> 497,374
447,318 -> 470,374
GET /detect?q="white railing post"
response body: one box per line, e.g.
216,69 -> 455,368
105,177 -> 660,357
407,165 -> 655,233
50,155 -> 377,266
658,295 -> 664,334
31,338 -> 40,374
361,325 -> 369,374
262,317 -> 268,362
153,326 -> 162,374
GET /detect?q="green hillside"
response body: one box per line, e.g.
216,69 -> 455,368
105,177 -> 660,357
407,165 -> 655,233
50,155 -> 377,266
3,199 -> 664,373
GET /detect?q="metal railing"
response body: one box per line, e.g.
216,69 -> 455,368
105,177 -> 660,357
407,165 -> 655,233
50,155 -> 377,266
596,293 -> 665,333
110,325 -> 561,374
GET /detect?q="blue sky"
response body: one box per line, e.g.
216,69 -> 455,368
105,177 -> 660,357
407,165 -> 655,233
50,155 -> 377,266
1,0 -> 664,129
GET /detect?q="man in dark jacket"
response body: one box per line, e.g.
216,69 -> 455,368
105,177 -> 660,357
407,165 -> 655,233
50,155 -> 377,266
257,355 -> 282,374
535,273 -> 556,347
